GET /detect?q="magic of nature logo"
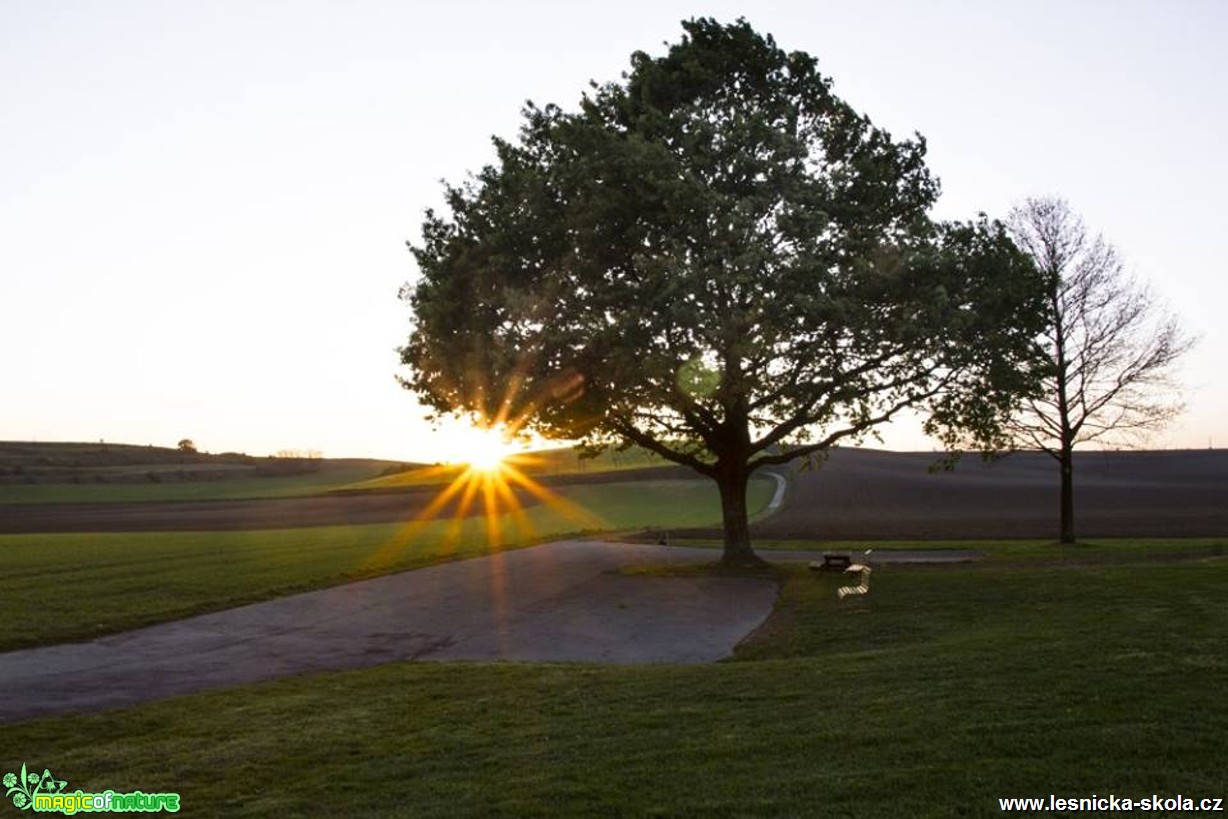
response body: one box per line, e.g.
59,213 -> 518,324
4,764 -> 180,813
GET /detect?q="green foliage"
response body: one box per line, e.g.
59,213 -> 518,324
401,19 -> 1046,472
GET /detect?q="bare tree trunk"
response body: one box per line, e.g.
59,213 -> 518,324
1059,444 -> 1075,544
715,466 -> 765,567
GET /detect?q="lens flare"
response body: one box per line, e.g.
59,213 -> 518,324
466,447 -> 506,473
451,424 -> 516,473
358,417 -> 606,578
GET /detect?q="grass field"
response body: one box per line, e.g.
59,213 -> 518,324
334,446 -> 673,492
4,545 -> 1225,816
0,478 -> 773,651
0,444 -> 675,503
0,464 -> 388,504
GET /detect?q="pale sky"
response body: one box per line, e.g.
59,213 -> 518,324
2,1 -> 1224,463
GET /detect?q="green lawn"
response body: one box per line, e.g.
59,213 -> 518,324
4,547 -> 1225,816
0,478 -> 773,651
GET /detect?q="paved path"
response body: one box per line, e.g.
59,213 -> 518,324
777,547 -> 984,564
0,541 -> 984,725
0,540 -> 779,724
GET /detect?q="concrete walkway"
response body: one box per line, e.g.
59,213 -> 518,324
0,540 -> 779,724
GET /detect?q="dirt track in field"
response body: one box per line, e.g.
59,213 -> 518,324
0,451 -> 1224,539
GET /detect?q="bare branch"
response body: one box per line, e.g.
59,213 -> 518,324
1007,195 -> 1195,453
1006,195 -> 1197,540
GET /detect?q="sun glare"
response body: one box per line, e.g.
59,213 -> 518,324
358,418 -> 606,577
466,447 -> 506,472
452,425 -> 517,473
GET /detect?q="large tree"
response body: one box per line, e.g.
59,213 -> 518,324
400,19 -> 1048,565
1006,196 -> 1195,544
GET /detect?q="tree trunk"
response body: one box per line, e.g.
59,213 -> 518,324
1059,444 -> 1075,544
715,466 -> 766,567
1050,278 -> 1076,546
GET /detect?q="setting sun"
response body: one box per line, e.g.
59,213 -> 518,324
465,446 -> 507,472
448,424 -> 519,472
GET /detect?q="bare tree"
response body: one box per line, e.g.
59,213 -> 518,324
1006,196 -> 1196,543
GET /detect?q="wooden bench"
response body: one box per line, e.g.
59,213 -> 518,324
808,549 -> 875,598
837,564 -> 872,599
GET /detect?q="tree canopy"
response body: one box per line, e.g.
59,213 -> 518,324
400,19 -> 1049,564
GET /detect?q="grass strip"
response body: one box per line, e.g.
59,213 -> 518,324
0,466 -> 385,504
670,536 -> 1228,562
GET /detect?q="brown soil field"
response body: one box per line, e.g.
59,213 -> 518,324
0,490 -> 496,533
745,448 -> 1228,540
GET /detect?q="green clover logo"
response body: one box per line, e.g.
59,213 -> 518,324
4,764 -> 67,811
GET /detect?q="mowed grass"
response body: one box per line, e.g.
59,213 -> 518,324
4,550 -> 1226,816
0,478 -> 773,651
